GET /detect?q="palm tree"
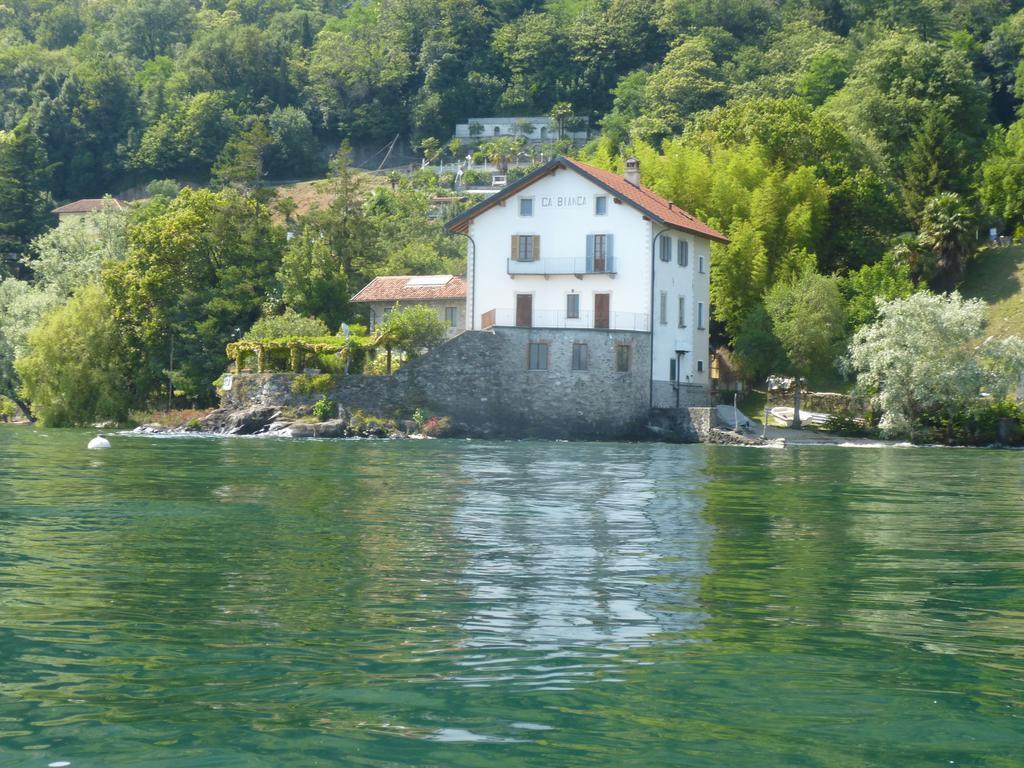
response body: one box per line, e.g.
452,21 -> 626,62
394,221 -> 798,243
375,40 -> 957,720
917,192 -> 977,293
479,137 -> 517,174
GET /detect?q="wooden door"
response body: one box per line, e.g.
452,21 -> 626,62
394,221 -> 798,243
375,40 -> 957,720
516,294 -> 533,328
594,293 -> 609,329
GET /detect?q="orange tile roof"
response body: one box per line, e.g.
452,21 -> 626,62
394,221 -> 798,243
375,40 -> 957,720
350,275 -> 467,303
445,156 -> 728,243
52,198 -> 127,214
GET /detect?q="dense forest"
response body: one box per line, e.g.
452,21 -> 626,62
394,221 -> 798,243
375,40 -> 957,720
3,0 -> 1024,434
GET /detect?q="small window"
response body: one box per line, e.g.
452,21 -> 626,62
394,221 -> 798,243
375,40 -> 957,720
697,360 -> 704,373
595,196 -> 607,216
493,125 -> 500,136
659,237 -> 672,262
699,255 -> 705,273
566,293 -> 580,319
519,197 -> 533,217
659,291 -> 667,325
445,306 -> 458,327
697,302 -> 705,330
615,344 -> 631,372
528,342 -> 548,370
669,358 -> 677,382
571,342 -> 588,371
678,296 -> 685,328
677,239 -> 689,267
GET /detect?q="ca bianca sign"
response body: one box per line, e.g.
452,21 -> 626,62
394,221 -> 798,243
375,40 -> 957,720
541,195 -> 588,208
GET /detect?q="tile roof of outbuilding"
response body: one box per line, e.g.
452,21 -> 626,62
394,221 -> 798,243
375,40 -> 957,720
349,275 -> 467,303
444,156 -> 728,244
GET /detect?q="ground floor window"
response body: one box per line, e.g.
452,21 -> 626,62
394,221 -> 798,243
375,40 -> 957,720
615,344 -> 631,372
566,293 -> 580,319
444,306 -> 458,327
528,342 -> 548,370
669,358 -> 677,381
697,360 -> 704,373
571,342 -> 588,370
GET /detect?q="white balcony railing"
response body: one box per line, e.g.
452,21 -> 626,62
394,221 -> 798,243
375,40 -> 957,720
507,256 -> 616,276
481,308 -> 649,332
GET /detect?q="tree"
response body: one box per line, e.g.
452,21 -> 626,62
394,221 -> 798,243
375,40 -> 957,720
419,137 -> 442,165
901,109 -> 968,223
0,279 -> 61,417
277,229 -> 349,330
212,122 -> 272,192
375,303 -> 447,373
479,137 -> 518,173
15,284 -> 133,427
731,303 -> 786,383
549,102 -> 574,140
980,120 -> 1024,234
764,273 -> 848,427
916,192 -> 977,293
848,292 -> 1024,440
0,124 -> 53,268
104,188 -> 285,403
841,252 -> 916,330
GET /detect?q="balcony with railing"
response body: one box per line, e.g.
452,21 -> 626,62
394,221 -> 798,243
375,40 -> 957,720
480,307 -> 649,332
507,255 -> 616,276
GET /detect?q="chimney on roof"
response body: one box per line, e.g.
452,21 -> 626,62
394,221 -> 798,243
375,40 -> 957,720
624,157 -> 641,187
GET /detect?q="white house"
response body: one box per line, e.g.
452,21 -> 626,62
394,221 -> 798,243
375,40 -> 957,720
453,117 -> 589,143
445,156 -> 728,408
51,197 -> 127,229
349,275 -> 467,340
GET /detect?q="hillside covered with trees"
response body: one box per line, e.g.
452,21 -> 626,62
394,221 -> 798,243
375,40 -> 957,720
4,0 -> 1024,438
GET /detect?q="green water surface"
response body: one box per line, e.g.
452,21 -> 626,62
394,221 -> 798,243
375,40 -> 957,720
0,428 -> 1022,767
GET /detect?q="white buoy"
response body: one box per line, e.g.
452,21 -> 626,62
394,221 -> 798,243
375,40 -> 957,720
87,435 -> 110,450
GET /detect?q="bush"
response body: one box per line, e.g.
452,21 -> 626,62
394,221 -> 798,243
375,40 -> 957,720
823,412 -> 877,438
312,396 -> 335,421
0,395 -> 16,421
291,373 -> 334,395
244,308 -> 330,340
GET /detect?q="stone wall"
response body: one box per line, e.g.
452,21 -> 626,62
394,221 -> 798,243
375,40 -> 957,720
220,328 -> 654,439
767,388 -> 853,415
652,381 -> 711,409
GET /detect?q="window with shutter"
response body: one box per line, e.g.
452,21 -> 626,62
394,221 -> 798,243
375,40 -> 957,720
659,291 -> 667,325
659,237 -> 672,262
528,342 -> 548,370
566,293 -> 580,319
678,296 -> 685,328
571,343 -> 588,370
697,302 -> 705,329
677,239 -> 689,267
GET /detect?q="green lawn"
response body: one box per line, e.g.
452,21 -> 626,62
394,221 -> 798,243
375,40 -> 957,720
961,246 -> 1024,338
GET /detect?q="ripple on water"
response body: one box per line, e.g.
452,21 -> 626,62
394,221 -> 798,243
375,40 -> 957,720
0,432 -> 1022,767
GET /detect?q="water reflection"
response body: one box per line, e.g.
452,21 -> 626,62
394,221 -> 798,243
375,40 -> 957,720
453,443 -> 711,651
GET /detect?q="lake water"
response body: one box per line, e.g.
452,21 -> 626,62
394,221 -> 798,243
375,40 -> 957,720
1,429 -> 1022,767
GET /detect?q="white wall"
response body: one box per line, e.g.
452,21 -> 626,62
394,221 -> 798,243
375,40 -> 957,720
467,168 -> 653,333
651,232 -> 710,389
465,164 -> 711,394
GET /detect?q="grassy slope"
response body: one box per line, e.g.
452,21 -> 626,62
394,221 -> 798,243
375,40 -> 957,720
960,246 -> 1024,338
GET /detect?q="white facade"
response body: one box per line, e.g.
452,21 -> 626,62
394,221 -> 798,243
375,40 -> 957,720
453,117 -> 588,142
457,163 -> 714,396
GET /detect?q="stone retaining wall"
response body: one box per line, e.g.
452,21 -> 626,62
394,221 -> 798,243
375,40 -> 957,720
221,328 -> 655,439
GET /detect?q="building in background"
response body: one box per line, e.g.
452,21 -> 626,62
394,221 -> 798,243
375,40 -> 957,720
453,117 -> 588,144
350,275 -> 467,339
51,197 -> 127,230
